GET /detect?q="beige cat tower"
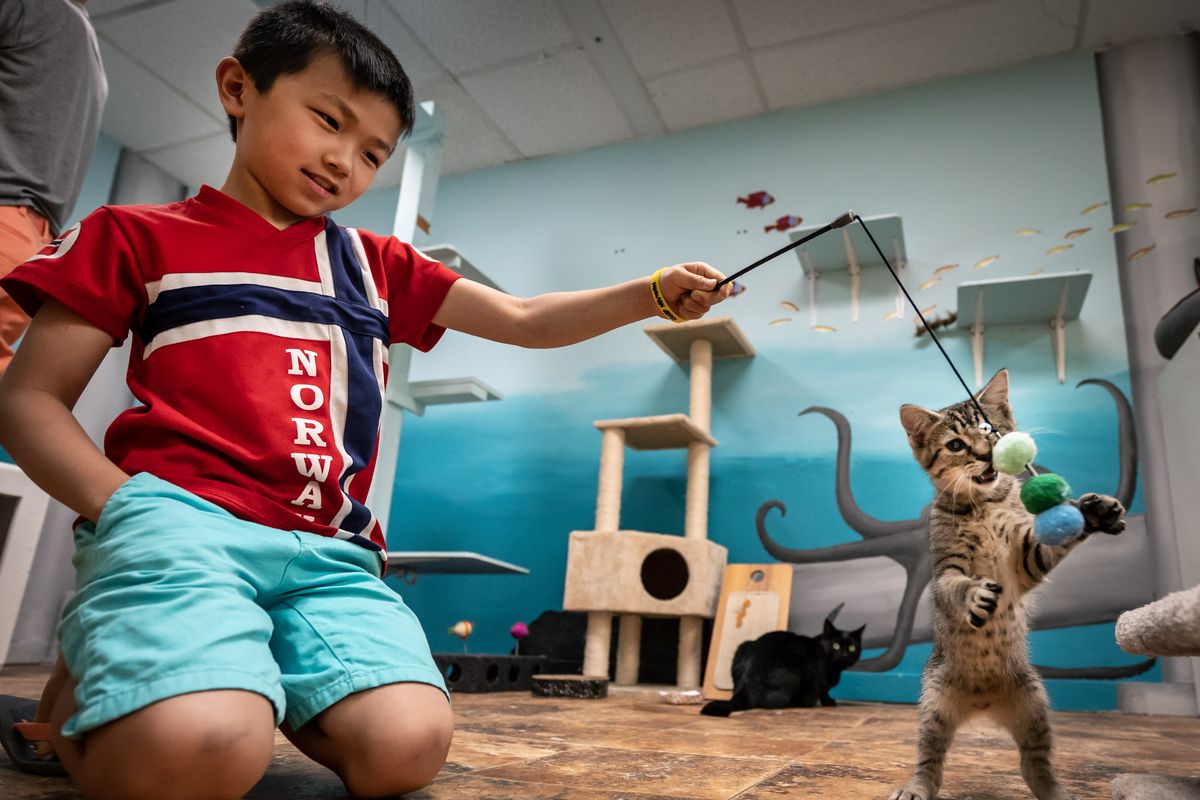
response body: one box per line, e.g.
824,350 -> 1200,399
563,316 -> 754,688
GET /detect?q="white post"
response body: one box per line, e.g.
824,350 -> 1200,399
685,339 -> 712,541
843,228 -> 861,322
615,614 -> 641,684
971,291 -> 985,388
1051,281 -> 1070,384
595,428 -> 626,531
677,616 -> 702,688
584,611 -> 613,678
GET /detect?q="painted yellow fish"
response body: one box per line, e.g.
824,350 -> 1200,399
933,263 -> 960,275
1065,227 -> 1092,239
1029,269 -> 1045,276
1046,244 -> 1074,255
1109,223 -> 1135,233
768,318 -> 792,326
1125,202 -> 1151,212
1166,207 -> 1196,219
811,324 -> 836,333
1014,228 -> 1041,236
1146,172 -> 1177,184
917,304 -> 937,319
1081,202 -> 1108,215
919,277 -> 941,290
974,255 -> 999,270
883,310 -> 901,321
1128,245 -> 1156,263
779,300 -> 800,312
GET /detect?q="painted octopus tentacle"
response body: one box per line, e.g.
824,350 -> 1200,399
756,501 -> 910,563
801,407 -> 924,539
1076,378 -> 1138,508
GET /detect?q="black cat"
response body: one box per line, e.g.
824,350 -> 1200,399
701,617 -> 865,717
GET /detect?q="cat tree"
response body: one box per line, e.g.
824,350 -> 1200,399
563,316 -> 753,688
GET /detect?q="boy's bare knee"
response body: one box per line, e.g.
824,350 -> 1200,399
340,710 -> 454,798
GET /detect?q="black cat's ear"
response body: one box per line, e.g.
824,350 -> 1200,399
975,369 -> 1015,429
824,618 -> 837,636
852,625 -> 866,641
900,404 -> 941,450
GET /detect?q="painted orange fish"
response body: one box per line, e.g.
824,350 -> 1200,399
1125,202 -> 1151,212
1166,207 -> 1196,219
884,310 -> 902,321
1109,223 -> 1135,233
737,191 -> 775,209
768,318 -> 792,326
934,263 -> 960,275
811,324 -> 836,333
765,214 -> 803,233
1129,245 -> 1156,262
1046,245 -> 1073,255
1081,202 -> 1108,215
780,300 -> 799,312
974,255 -> 999,270
918,277 -> 941,290
1065,227 -> 1092,239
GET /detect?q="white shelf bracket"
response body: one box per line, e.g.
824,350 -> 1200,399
802,251 -> 820,328
971,290 -> 985,388
843,228 -> 861,322
1051,281 -> 1070,384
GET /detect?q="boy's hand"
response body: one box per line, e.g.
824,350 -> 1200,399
658,262 -> 732,320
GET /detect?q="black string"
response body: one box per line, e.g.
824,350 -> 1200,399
714,222 -> 837,290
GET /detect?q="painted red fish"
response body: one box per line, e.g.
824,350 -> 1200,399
737,191 -> 775,209
764,214 -> 802,233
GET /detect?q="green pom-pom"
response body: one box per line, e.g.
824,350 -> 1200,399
1020,473 -> 1072,514
993,431 -> 1037,475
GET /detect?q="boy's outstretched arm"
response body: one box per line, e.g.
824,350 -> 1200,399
0,300 -> 130,522
432,262 -> 730,348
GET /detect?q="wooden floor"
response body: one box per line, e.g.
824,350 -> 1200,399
3,666 -> 1199,799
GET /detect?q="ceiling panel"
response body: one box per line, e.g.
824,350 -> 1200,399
96,0 -> 259,118
461,49 -> 633,158
415,79 -> 522,176
649,57 -> 764,132
1081,0 -> 1200,49
97,40 -> 226,152
753,0 -> 1078,111
142,132 -> 236,190
387,0 -> 574,74
733,0 -> 973,50
361,2 -> 448,85
601,0 -> 741,79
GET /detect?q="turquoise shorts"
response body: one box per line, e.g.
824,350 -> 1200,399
57,472 -> 447,739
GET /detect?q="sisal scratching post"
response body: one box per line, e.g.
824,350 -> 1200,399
616,614 -> 641,684
583,611 -> 612,678
684,338 -> 712,541
677,616 -> 702,688
595,427 -> 625,531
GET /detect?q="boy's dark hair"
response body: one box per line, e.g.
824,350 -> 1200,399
227,0 -> 415,142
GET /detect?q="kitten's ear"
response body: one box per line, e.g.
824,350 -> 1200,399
900,404 -> 941,449
975,369 -> 1015,427
852,625 -> 866,641
824,618 -> 837,636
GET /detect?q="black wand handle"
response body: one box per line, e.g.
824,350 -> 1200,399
714,210 -> 856,290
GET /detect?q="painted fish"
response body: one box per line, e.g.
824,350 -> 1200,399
1015,228 -> 1041,236
917,304 -> 937,319
1081,202 -> 1108,215
1125,202 -> 1152,212
884,310 -> 902,321
811,324 -> 836,333
1029,269 -> 1044,276
449,620 -> 474,638
1166,207 -> 1196,219
737,191 -> 775,209
1065,227 -> 1092,239
934,263 -> 960,275
918,277 -> 941,290
1046,244 -> 1073,255
1146,172 -> 1177,184
780,300 -> 799,312
1128,245 -> 1156,262
416,214 -> 431,235
765,214 -> 803,233
768,318 -> 792,326
1109,223 -> 1135,233
974,255 -> 999,270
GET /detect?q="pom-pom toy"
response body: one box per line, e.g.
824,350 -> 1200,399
449,620 -> 473,653
510,621 -> 529,655
993,431 -> 1037,476
1033,503 -> 1086,545
1020,473 -> 1072,514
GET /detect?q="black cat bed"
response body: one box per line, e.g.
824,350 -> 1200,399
432,653 -> 546,693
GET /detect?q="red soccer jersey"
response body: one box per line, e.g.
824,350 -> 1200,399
1,185 -> 460,558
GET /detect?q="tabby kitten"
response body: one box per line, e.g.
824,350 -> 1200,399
891,369 -> 1126,800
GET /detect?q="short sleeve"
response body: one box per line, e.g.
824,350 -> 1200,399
354,230 -> 460,352
0,206 -> 144,344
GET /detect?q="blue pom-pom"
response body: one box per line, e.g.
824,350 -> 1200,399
1033,503 -> 1085,545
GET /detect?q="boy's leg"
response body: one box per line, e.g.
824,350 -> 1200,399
49,672 -> 274,800
281,682 -> 452,799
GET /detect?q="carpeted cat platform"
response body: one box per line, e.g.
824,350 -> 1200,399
1112,584 -> 1200,799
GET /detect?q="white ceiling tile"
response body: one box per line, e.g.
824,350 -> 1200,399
753,0 -> 1079,111
87,0 -> 163,16
96,0 -> 259,118
460,49 -> 634,158
1081,0 -> 1200,49
97,39 -> 226,152
600,0 -> 741,78
141,132 -> 236,189
361,3 -> 448,85
734,0 -> 980,49
415,80 -> 522,176
649,57 -> 764,131
386,0 -> 573,74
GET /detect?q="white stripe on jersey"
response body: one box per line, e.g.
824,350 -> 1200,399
145,272 -> 325,304
142,316 -> 333,359
345,228 -> 389,317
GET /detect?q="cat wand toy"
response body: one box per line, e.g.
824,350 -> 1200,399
715,211 -> 1085,543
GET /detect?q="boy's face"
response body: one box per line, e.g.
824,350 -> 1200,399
218,52 -> 404,228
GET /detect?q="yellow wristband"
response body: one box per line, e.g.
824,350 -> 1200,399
650,268 -> 684,323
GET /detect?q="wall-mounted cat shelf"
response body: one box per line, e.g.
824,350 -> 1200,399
789,214 -> 906,325
421,245 -> 504,292
957,271 -> 1092,386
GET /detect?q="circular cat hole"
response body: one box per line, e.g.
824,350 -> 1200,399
485,663 -> 499,684
508,664 -> 521,684
444,662 -> 462,684
640,548 -> 689,600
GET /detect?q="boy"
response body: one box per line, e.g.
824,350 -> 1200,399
0,2 -> 731,798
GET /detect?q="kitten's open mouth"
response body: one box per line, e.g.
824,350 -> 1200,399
972,466 -> 998,485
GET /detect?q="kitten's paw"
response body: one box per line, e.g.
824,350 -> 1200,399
966,579 -> 1002,628
1077,493 -> 1126,535
889,781 -> 934,800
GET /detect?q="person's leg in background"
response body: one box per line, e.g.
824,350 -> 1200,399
0,205 -> 52,373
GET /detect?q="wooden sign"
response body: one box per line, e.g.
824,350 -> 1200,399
702,563 -> 793,700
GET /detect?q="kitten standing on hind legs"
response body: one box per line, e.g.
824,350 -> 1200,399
889,369 -> 1126,800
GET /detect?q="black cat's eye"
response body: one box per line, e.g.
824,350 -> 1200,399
849,645 -> 857,652
832,643 -> 840,650
946,438 -> 966,452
